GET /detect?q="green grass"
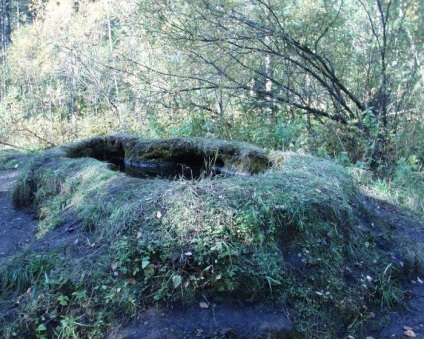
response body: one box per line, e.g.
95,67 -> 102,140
349,156 -> 423,220
0,136 -> 403,338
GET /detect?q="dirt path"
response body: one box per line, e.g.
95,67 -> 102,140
0,170 -> 37,263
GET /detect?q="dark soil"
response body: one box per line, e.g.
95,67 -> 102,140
122,303 -> 292,339
0,170 -> 37,264
1,168 -> 424,338
359,194 -> 424,338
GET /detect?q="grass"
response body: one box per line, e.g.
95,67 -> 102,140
0,136 -> 404,338
0,148 -> 35,170
349,156 -> 424,220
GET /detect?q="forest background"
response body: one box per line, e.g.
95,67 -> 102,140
0,0 -> 422,214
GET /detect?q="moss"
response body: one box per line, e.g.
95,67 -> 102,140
137,147 -> 172,160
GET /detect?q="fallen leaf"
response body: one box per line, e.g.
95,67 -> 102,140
156,211 -> 162,219
129,278 -> 137,285
404,329 -> 417,337
111,263 -> 118,271
199,302 -> 209,309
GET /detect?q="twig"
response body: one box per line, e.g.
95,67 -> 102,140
0,140 -> 31,151
14,128 -> 56,147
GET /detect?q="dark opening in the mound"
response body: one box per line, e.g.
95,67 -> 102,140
77,141 -> 127,172
124,153 -> 227,179
68,140 -> 229,179
65,136 -> 270,179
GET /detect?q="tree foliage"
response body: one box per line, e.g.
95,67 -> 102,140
137,0 -> 423,165
0,0 -> 422,170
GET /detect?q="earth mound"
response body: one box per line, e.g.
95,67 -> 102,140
0,135 -> 418,338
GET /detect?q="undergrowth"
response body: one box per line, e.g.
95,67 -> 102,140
349,156 -> 424,220
0,139 -> 403,338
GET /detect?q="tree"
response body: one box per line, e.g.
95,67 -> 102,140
0,0 -> 11,56
137,0 -> 422,165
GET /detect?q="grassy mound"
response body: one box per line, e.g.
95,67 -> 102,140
0,136 -> 401,338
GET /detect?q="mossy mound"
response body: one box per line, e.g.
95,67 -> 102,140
1,136 -> 401,338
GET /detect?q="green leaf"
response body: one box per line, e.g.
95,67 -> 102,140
58,295 -> 69,306
142,257 -> 150,269
172,274 -> 182,289
37,323 -> 47,332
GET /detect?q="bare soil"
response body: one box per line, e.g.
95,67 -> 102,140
1,169 -> 424,338
0,170 -> 37,264
122,302 -> 292,339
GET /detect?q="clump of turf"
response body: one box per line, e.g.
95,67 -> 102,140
1,136 -> 401,338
